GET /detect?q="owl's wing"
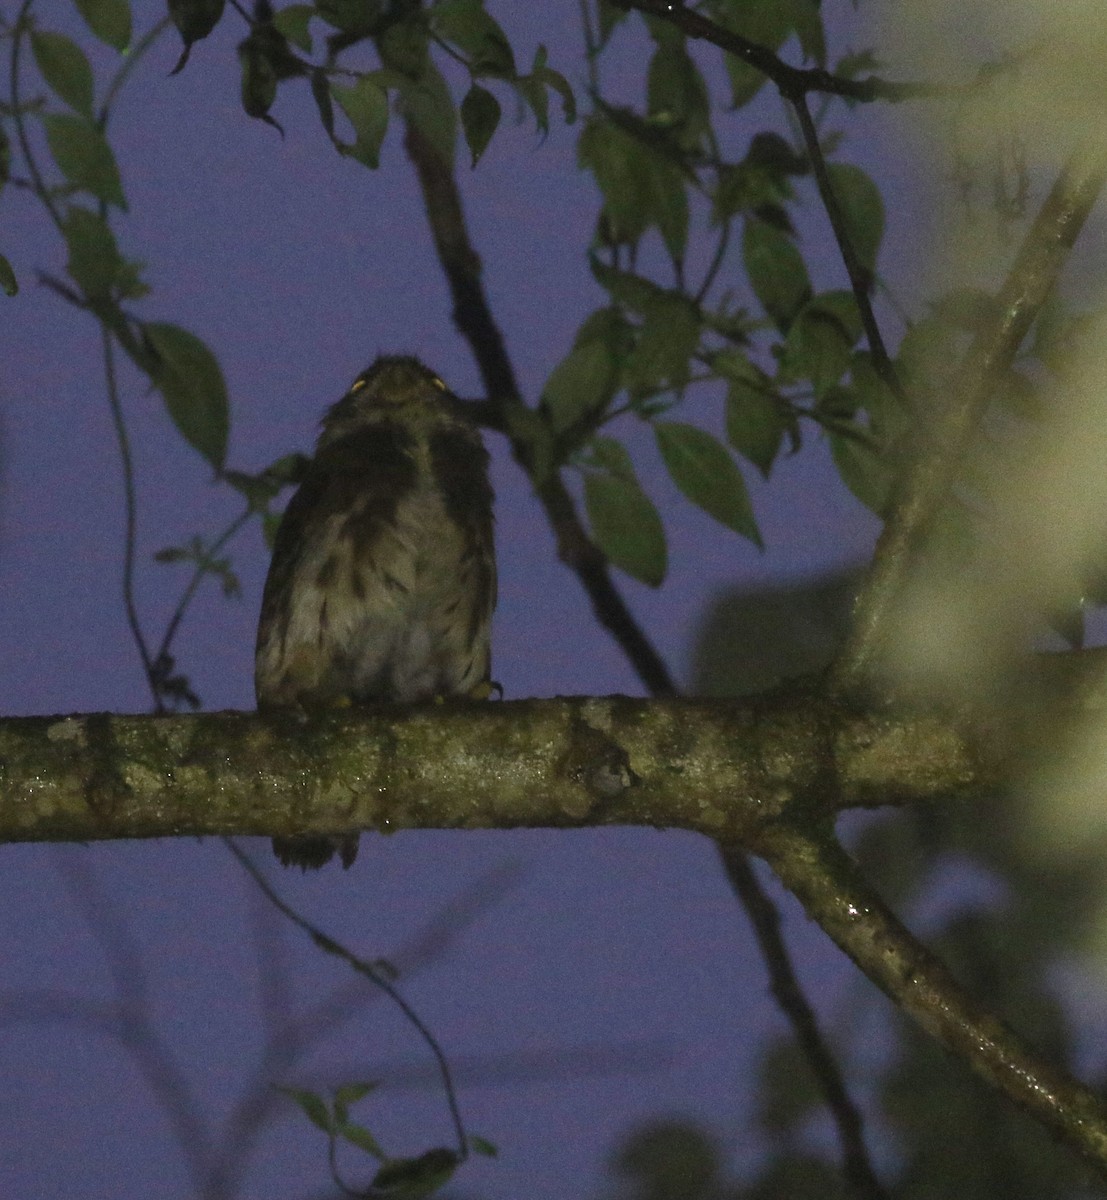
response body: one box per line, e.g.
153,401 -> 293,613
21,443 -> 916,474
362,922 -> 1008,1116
254,423 -> 418,707
429,424 -> 497,646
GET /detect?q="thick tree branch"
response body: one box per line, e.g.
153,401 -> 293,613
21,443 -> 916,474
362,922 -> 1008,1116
834,145 -> 1107,694
7,675 -> 1107,1170
751,823 -> 1107,1176
0,691 -> 1009,847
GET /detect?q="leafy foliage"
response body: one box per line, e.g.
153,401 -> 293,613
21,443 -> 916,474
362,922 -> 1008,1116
277,1080 -> 497,1198
141,322 -> 229,471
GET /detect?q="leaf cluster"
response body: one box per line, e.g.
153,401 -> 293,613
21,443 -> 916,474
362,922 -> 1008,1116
542,4 -> 895,586
279,1081 -> 496,1198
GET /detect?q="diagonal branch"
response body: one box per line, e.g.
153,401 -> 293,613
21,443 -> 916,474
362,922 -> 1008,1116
833,144 -> 1107,694
719,846 -> 888,1200
401,122 -> 677,698
750,821 -> 1107,1176
400,108 -> 880,1189
7,688 -> 1107,1171
609,0 -> 970,103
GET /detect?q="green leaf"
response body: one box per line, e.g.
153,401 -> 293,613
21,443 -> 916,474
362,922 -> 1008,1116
583,469 -> 666,587
848,352 -> 908,443
317,0 -> 382,35
397,60 -> 456,165
275,1087 -> 333,1133
238,34 -> 279,124
263,510 -> 282,550
704,0 -> 794,107
333,1081 -> 377,1122
273,4 -> 314,51
331,77 -> 390,168
532,46 -> 575,125
460,83 -> 500,166
578,116 -> 687,256
825,162 -> 884,273
542,338 -> 618,434
168,0 -> 225,73
835,48 -> 881,80
153,537 -> 239,596
719,353 -> 787,477
584,434 -> 635,477
829,424 -> 894,516
470,1135 -> 499,1158
793,0 -> 826,66
432,0 -> 515,76
238,22 -> 304,125
808,289 -> 863,343
371,1149 -> 459,1200
43,114 -> 126,208
589,257 -> 667,316
310,68 -> 336,143
778,308 -> 853,397
338,1121 -> 387,1159
62,205 -> 123,298
646,30 -> 709,152
626,293 -> 699,392
589,261 -> 698,390
712,131 -> 805,221
74,0 -> 132,51
514,75 -> 549,138
379,14 -> 430,76
655,421 -> 761,545
0,253 -> 16,296
742,218 -> 810,331
225,453 -> 307,511
31,31 -> 95,116
142,322 -> 229,470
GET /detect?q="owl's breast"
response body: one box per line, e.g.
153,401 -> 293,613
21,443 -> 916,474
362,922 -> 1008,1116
256,455 -> 494,706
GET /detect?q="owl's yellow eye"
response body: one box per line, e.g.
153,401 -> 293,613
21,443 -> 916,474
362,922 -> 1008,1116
348,377 -> 368,394
431,376 -> 446,390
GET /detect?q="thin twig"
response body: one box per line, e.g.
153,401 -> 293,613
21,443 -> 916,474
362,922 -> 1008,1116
787,90 -> 903,402
102,325 -> 161,708
224,840 -> 470,1160
609,0 -> 972,104
53,853 -> 214,1189
152,508 -> 253,676
98,17 -> 172,128
719,847 -> 888,1200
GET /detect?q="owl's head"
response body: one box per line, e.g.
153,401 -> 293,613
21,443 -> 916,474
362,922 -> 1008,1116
318,355 -> 459,445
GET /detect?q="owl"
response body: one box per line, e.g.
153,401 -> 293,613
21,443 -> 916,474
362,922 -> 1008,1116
255,356 -> 497,869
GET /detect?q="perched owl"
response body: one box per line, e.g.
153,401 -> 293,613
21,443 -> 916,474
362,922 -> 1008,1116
255,356 -> 496,869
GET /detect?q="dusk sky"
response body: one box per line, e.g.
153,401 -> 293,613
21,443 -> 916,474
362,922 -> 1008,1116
0,4 -> 975,1198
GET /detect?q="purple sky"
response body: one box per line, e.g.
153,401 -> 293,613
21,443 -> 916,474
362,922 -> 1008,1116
0,6 -> 946,1198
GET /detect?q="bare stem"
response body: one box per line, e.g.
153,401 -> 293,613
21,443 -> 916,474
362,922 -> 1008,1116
751,822 -> 1107,1177
833,144 -> 1107,695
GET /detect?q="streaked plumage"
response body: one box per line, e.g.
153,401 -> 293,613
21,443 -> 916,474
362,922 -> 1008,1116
255,356 -> 496,869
